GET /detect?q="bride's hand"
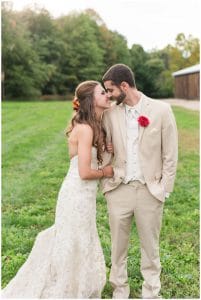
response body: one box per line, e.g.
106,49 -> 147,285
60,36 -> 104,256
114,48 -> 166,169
106,143 -> 114,154
102,165 -> 114,178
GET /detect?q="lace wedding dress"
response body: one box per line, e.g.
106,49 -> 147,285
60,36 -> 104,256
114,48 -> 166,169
2,147 -> 106,298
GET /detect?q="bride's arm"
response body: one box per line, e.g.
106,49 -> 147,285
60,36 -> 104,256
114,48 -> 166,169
77,124 -> 113,180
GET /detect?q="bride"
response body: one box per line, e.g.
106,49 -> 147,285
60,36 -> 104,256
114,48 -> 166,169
2,80 -> 113,298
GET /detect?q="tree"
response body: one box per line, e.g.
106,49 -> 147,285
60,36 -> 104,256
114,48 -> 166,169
55,12 -> 105,92
129,44 -> 149,91
19,8 -> 65,95
98,26 -> 131,71
175,33 -> 200,65
163,33 -> 200,72
2,7 -> 49,98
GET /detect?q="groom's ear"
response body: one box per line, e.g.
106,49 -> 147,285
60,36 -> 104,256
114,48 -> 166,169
120,81 -> 129,90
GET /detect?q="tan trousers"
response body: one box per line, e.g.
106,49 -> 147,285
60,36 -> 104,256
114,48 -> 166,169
105,181 -> 164,299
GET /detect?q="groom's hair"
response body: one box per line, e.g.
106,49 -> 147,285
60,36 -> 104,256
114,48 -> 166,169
102,64 -> 136,87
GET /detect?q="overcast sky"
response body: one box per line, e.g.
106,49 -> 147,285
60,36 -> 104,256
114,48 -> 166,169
9,0 -> 200,51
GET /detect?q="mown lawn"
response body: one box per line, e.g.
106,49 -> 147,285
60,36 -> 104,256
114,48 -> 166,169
1,101 -> 199,298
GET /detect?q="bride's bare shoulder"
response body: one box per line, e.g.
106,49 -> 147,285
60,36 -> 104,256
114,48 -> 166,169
75,123 -> 93,135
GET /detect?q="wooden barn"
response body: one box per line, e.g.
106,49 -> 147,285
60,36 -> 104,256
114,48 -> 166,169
172,64 -> 200,100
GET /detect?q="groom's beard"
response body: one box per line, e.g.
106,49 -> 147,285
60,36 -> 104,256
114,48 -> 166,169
115,90 -> 126,105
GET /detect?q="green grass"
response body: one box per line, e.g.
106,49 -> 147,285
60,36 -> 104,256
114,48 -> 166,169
1,102 -> 199,298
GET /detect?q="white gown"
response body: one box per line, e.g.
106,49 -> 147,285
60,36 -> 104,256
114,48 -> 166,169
2,147 -> 106,298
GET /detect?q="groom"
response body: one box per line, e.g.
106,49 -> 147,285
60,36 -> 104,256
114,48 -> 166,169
101,64 -> 178,299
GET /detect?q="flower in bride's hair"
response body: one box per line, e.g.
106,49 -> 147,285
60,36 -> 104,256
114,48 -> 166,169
72,97 -> 80,111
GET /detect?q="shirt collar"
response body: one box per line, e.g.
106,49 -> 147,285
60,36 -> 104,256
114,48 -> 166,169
125,93 -> 143,115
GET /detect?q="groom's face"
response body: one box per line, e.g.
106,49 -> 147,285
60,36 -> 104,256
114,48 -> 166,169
104,81 -> 126,105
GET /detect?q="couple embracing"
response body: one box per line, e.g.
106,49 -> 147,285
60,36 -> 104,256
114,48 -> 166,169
2,64 -> 178,299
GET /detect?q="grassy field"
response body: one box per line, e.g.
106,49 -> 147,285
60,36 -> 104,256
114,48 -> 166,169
1,101 -> 199,298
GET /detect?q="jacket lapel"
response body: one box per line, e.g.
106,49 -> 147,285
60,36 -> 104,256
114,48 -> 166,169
117,103 -> 127,152
116,94 -> 152,150
138,95 -> 152,142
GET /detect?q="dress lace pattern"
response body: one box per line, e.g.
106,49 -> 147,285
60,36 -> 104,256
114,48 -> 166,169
2,147 -> 106,298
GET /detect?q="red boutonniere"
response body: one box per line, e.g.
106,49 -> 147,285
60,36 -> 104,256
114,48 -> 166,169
137,115 -> 150,127
72,97 -> 80,111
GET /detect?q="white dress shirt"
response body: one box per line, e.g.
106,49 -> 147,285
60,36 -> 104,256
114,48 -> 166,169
123,97 -> 145,184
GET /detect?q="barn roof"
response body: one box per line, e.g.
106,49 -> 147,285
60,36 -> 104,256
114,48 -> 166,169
172,64 -> 200,77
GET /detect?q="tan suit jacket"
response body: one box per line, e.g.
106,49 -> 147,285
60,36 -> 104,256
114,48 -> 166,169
101,93 -> 178,202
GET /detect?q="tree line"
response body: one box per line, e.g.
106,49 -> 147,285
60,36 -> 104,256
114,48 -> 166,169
2,2 -> 200,100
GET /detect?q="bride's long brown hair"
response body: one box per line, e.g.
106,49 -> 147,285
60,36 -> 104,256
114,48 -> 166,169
66,80 -> 106,164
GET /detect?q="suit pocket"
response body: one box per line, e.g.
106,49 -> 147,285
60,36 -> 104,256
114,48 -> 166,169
155,172 -> 162,180
149,128 -> 159,134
